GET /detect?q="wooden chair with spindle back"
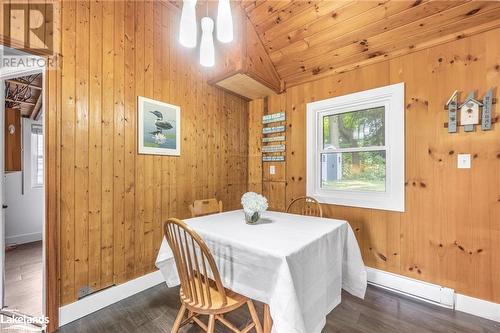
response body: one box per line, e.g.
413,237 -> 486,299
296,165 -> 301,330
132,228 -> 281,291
164,218 -> 263,333
189,198 -> 223,217
286,196 -> 323,218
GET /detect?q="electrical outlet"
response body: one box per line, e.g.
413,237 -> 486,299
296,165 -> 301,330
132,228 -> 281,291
270,165 -> 276,175
457,154 -> 471,169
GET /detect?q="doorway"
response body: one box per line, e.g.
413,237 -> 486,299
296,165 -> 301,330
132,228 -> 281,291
0,45 -> 46,325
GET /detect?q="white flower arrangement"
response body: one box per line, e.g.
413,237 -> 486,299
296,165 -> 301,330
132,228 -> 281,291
241,192 -> 268,216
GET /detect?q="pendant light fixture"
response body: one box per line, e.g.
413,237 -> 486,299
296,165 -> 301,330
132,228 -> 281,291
179,0 -> 198,48
216,0 -> 233,43
179,0 -> 233,66
199,17 -> 215,67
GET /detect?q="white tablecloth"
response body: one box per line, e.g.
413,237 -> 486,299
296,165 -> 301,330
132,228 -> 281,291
155,210 -> 367,333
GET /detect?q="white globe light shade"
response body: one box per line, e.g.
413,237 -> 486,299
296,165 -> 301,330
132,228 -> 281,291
200,17 -> 215,67
216,0 -> 233,43
179,0 -> 197,48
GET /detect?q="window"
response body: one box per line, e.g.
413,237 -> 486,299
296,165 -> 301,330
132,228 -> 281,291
306,83 -> 405,212
31,124 -> 44,187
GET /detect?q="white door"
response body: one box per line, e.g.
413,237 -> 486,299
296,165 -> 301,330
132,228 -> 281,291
0,78 -> 5,309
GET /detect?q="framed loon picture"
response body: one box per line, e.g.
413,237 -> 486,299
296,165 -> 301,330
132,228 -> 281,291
138,96 -> 181,156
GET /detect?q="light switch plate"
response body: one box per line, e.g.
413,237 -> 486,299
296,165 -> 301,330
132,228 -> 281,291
270,165 -> 276,175
457,154 -> 471,169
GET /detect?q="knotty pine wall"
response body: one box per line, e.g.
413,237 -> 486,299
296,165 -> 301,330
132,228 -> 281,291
45,0 -> 248,305
249,28 -> 500,303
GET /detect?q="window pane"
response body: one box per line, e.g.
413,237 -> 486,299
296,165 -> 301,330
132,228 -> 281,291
321,151 -> 386,192
323,107 -> 385,149
32,131 -> 44,187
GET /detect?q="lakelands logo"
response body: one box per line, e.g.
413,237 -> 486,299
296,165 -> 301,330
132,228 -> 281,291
2,2 -> 58,69
1,309 -> 49,332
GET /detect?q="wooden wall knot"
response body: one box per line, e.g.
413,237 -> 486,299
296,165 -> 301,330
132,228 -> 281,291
454,241 -> 465,252
368,51 -> 384,59
412,0 -> 423,7
466,8 -> 480,16
466,54 -> 479,62
408,265 -> 421,274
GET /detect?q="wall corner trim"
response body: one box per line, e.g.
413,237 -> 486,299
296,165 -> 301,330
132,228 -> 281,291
59,270 -> 164,327
367,267 -> 500,323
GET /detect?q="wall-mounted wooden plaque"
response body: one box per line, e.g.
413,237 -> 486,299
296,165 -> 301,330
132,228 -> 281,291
262,135 -> 285,143
262,144 -> 285,153
262,112 -> 285,124
482,89 -> 493,131
262,125 -> 285,134
262,155 -> 285,162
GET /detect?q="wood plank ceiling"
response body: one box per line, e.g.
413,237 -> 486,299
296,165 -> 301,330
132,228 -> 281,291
242,0 -> 500,88
4,73 -> 43,119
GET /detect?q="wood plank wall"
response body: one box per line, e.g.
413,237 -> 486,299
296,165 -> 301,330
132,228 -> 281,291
47,0 -> 248,306
249,28 -> 500,303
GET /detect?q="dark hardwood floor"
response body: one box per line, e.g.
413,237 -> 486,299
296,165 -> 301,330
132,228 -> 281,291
57,284 -> 500,333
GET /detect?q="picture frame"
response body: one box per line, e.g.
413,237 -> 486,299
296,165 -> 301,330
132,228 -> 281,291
138,96 -> 181,156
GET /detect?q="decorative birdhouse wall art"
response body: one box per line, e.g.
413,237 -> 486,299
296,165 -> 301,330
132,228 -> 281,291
460,92 -> 482,131
445,89 -> 496,133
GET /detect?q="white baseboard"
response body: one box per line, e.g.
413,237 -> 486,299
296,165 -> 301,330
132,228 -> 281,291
59,266 -> 500,327
6,231 -> 42,245
59,270 -> 164,327
366,267 -> 500,323
456,293 -> 500,323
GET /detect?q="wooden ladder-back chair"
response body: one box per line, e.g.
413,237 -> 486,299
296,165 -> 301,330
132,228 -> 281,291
286,196 -> 323,218
164,218 -> 263,333
189,198 -> 223,217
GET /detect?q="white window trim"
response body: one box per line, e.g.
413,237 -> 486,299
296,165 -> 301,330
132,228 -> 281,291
306,82 -> 405,212
31,123 -> 44,188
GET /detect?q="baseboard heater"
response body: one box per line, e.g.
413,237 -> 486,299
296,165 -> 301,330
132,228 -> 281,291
366,267 -> 455,308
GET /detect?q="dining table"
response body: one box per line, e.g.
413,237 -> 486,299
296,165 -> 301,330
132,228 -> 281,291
155,210 -> 367,333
